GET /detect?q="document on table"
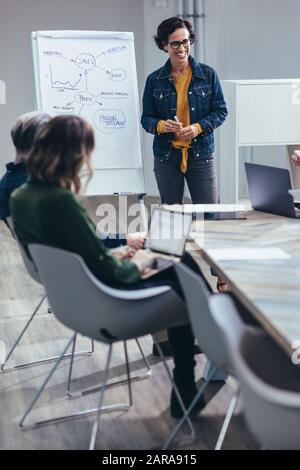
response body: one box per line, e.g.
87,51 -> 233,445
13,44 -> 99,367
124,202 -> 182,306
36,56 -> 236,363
162,204 -> 245,213
206,247 -> 291,261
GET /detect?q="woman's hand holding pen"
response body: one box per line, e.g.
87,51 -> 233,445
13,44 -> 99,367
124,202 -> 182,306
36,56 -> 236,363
175,124 -> 199,140
163,119 -> 182,133
162,116 -> 200,140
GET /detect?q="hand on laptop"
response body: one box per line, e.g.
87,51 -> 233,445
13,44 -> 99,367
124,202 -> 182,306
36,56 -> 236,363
292,150 -> 300,166
112,245 -> 136,260
130,249 -> 159,274
126,232 -> 146,250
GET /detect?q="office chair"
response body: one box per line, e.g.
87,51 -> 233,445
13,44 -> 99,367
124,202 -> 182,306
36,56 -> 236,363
3,218 -> 151,392
19,244 -> 195,450
163,263 -> 241,450
210,294 -> 300,450
0,217 -> 93,371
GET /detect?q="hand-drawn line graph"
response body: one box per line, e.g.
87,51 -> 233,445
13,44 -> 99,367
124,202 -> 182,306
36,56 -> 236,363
49,65 -> 83,91
45,48 -> 128,133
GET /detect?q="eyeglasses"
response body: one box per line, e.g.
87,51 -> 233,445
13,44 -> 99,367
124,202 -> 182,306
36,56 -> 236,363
167,38 -> 191,50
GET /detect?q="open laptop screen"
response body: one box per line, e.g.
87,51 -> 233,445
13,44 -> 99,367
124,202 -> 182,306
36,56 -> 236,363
145,208 -> 192,256
245,162 -> 297,218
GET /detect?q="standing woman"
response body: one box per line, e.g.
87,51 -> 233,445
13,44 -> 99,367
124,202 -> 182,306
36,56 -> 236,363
141,16 -> 227,205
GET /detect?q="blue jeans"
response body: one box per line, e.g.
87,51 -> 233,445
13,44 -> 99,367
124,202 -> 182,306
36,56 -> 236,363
154,148 -> 218,204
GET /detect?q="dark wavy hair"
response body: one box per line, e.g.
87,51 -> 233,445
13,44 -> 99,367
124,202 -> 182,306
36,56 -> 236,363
27,115 -> 95,194
154,16 -> 196,51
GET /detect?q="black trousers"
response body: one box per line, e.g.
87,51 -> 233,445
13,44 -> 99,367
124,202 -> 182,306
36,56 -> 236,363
154,148 -> 218,204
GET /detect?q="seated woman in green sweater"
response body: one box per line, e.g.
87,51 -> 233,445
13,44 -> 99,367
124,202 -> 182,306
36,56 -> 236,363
10,115 -> 206,418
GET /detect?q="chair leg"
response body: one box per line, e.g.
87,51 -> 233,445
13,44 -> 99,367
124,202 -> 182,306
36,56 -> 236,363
152,335 -> 196,448
135,338 -> 152,377
68,338 -> 151,398
214,389 -> 240,450
1,294 -> 94,372
1,294 -> 46,371
203,358 -> 228,382
19,334 -> 76,428
66,335 -> 77,397
162,363 -> 219,450
89,344 -> 113,450
123,341 -> 133,407
20,340 -> 130,430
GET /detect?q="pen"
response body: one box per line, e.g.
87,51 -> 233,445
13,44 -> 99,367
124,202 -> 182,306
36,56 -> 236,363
174,115 -> 179,123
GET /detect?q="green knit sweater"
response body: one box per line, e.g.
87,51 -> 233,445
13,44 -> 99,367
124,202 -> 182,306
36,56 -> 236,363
10,177 -> 140,287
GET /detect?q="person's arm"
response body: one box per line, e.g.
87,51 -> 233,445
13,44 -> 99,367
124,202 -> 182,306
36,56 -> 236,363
52,192 -> 141,287
292,150 -> 300,166
0,173 -> 10,220
198,68 -> 228,136
99,232 -> 145,250
100,232 -> 127,249
0,167 -> 28,220
141,75 -> 161,135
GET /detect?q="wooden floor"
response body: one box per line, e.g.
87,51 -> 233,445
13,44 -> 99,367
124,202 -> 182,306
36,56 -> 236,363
0,196 -> 258,450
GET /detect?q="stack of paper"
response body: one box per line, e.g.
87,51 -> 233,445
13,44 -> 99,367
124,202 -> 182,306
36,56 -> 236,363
206,247 -> 291,261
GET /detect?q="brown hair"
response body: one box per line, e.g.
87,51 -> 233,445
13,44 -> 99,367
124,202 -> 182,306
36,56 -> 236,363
11,111 -> 50,154
27,115 -> 95,194
154,16 -> 196,51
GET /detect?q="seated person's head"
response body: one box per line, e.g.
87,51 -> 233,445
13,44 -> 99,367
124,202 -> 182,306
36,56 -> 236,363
11,112 -> 50,163
27,115 -> 95,194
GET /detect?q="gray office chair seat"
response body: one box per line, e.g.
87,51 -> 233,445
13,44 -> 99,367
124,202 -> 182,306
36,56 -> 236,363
20,244 -> 194,450
210,294 -> 300,450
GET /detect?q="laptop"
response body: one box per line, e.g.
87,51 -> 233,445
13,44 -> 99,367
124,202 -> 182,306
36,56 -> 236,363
141,208 -> 192,279
245,162 -> 300,218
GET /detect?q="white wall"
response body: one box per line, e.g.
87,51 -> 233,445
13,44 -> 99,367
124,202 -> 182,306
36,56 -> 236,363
203,0 -> 300,196
0,0 -> 144,174
142,0 -> 179,195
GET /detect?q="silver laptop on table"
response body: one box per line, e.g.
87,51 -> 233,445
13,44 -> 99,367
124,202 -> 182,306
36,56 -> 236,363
142,208 -> 192,279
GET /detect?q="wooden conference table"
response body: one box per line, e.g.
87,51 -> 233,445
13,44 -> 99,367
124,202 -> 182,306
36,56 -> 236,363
188,209 -> 300,358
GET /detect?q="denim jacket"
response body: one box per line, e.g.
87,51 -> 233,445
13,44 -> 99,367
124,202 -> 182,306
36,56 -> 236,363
141,56 -> 227,160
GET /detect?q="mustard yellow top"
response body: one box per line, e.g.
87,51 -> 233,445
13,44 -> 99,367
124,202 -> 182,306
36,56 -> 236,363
157,65 -> 202,173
